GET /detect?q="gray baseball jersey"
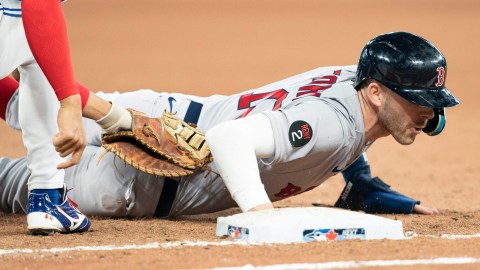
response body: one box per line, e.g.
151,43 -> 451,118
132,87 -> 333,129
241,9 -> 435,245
0,65 -> 371,217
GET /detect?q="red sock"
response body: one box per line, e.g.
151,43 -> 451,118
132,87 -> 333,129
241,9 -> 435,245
22,0 -> 78,101
0,77 -> 20,121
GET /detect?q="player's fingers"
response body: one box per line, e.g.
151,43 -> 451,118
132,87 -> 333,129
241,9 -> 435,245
53,132 -> 85,156
53,132 -> 78,149
54,140 -> 77,156
247,203 -> 274,212
53,130 -> 83,144
52,132 -> 68,147
413,205 -> 428,214
56,146 -> 85,169
53,134 -> 76,157
413,205 -> 440,215
58,140 -> 86,159
56,160 -> 75,170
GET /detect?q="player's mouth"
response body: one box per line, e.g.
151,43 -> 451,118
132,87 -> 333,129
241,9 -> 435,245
412,123 -> 427,134
412,127 -> 422,134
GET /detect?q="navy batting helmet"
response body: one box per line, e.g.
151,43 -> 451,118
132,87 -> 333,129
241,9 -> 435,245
355,32 -> 459,108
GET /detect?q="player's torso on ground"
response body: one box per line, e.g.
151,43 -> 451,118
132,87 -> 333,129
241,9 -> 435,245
169,65 -> 369,216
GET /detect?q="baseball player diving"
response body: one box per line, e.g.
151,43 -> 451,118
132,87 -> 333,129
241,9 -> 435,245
0,32 -> 458,221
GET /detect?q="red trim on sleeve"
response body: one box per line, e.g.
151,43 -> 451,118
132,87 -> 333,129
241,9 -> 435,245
22,0 -> 78,101
76,82 -> 90,109
0,76 -> 20,121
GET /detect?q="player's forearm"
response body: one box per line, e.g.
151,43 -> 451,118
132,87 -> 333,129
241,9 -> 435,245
206,114 -> 275,212
82,91 -> 112,121
22,0 -> 78,101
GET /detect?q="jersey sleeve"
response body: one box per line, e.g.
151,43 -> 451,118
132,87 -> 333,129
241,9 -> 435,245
22,0 -> 78,100
261,99 -> 348,168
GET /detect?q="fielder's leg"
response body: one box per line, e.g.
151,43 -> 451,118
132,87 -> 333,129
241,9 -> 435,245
18,63 -> 90,235
1,86 -> 160,217
0,146 -> 166,218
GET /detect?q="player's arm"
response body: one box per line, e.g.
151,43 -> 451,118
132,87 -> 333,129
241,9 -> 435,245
22,0 -> 86,169
336,154 -> 439,215
206,114 -> 275,212
22,0 -> 78,100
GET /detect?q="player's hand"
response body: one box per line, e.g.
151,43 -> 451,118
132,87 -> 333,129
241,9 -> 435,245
248,203 -> 274,212
413,204 -> 440,215
53,94 -> 86,169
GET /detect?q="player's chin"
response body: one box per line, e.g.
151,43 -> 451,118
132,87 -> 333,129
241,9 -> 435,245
397,138 -> 415,145
393,130 -> 417,145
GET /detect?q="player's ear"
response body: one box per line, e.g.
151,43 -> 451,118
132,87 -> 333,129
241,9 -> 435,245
365,81 -> 384,108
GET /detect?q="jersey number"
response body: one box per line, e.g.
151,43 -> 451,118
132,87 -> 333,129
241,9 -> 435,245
238,89 -> 288,117
238,69 -> 342,117
274,183 -> 317,198
297,73 -> 339,97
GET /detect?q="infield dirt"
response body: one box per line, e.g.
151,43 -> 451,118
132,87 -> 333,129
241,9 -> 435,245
1,1 -> 479,269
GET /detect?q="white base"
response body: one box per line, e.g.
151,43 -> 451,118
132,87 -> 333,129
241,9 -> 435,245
216,207 -> 404,243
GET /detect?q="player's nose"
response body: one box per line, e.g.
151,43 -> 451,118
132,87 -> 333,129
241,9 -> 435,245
421,107 -> 435,120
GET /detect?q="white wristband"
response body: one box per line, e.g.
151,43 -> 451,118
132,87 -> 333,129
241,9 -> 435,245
95,104 -> 132,133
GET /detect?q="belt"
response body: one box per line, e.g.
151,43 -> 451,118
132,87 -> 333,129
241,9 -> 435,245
154,100 -> 203,217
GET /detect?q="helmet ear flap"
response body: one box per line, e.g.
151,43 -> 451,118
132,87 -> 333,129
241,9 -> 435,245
422,108 -> 446,136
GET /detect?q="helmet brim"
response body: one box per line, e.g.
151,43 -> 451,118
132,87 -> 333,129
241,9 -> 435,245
388,86 -> 460,108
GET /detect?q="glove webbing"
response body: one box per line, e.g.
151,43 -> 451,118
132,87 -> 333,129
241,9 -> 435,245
178,126 -> 206,150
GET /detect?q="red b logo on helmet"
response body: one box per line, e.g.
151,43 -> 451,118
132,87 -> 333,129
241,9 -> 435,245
435,67 -> 445,87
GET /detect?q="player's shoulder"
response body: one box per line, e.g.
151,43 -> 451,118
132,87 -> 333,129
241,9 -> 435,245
321,81 -> 357,99
317,64 -> 357,73
308,65 -> 357,79
289,82 -> 361,127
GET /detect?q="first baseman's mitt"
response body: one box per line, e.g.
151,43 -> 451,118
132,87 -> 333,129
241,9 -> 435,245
101,109 -> 213,177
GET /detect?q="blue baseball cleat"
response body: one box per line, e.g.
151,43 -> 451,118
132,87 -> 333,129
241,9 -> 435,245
26,186 -> 91,235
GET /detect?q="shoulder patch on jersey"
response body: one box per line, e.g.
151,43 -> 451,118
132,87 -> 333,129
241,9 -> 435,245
288,120 -> 312,147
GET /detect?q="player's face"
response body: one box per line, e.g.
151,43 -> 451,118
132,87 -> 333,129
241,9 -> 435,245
378,89 -> 434,145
